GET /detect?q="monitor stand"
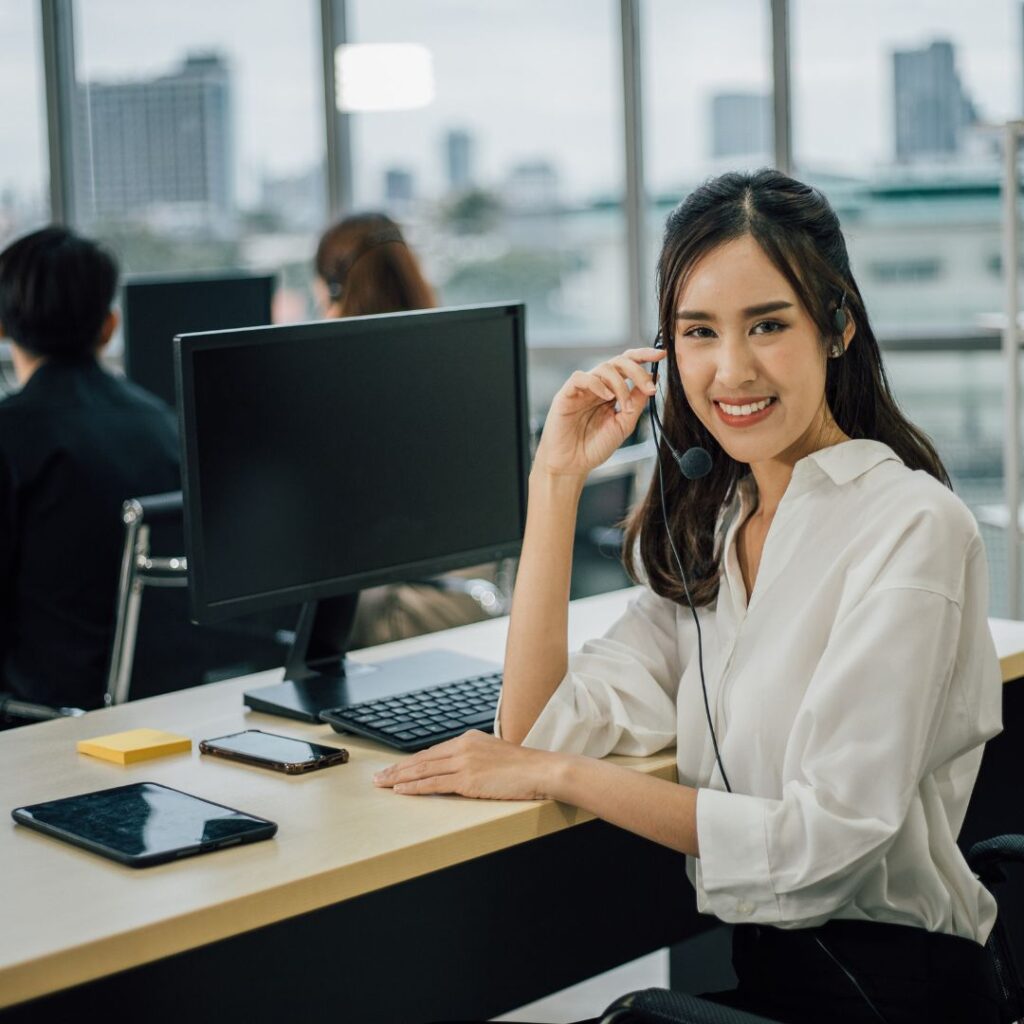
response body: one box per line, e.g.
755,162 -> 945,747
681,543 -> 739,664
242,592 -> 502,723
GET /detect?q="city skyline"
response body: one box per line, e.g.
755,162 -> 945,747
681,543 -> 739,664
4,0 -> 1023,208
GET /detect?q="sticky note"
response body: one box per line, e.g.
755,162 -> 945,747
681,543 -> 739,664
77,728 -> 192,765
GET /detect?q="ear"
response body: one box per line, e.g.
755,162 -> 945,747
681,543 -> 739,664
96,309 -> 119,351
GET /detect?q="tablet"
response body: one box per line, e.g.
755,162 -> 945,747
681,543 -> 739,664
12,781 -> 277,867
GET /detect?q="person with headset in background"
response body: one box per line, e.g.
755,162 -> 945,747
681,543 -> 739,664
373,171 -> 1006,1023
314,212 -> 501,648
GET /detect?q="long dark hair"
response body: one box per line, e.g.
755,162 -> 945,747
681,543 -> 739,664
315,212 -> 436,317
622,169 -> 950,608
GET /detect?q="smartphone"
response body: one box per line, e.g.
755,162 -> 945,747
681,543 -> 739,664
199,730 -> 349,774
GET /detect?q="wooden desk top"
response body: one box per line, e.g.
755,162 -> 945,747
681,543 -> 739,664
3,587 -> 1023,1008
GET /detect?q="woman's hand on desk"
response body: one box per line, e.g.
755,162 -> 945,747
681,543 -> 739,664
372,730 -> 570,801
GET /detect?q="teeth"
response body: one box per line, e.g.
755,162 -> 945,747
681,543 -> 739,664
720,398 -> 773,417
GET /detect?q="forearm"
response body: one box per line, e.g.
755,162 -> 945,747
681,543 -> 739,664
500,469 -> 585,744
552,754 -> 701,858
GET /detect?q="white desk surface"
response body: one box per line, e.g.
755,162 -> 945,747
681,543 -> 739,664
3,588 -> 1024,1008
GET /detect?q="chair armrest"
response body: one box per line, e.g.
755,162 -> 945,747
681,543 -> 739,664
123,491 -> 183,525
600,988 -> 783,1024
968,834 -> 1024,885
0,695 -> 85,724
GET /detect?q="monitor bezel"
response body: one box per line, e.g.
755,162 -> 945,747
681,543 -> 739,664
175,302 -> 530,625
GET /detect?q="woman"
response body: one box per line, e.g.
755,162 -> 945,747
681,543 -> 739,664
315,213 -> 499,647
373,172 -> 1006,1023
314,211 -> 436,319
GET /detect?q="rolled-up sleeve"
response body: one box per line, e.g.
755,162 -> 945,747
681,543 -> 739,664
495,586 -> 687,757
696,569 -> 1001,925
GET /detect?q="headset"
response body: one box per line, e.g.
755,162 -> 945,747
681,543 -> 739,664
645,298 -> 890,1024
324,226 -> 406,301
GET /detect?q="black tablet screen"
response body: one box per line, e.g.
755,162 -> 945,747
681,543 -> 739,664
13,782 -> 276,864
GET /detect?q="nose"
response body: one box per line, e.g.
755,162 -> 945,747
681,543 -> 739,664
715,335 -> 757,390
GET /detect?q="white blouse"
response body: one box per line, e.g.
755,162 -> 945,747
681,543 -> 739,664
497,439 -> 1003,944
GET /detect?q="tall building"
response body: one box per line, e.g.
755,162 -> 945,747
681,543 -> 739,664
445,129 -> 474,193
384,167 -> 415,203
710,93 -> 771,160
893,40 -> 977,162
74,53 -> 233,228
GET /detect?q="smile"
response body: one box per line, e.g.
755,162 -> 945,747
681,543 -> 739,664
713,396 -> 778,426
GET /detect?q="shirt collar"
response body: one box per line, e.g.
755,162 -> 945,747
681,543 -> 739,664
797,438 -> 902,486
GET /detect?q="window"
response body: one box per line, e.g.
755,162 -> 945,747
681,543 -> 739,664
642,0 -> 773,336
0,2 -> 49,247
345,0 -> 627,360
792,0 -> 1019,337
70,0 -> 326,320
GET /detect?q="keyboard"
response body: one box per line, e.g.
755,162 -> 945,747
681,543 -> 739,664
319,672 -> 503,751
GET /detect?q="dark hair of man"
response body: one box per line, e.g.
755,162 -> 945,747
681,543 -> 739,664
622,169 -> 951,609
0,226 -> 119,359
315,211 -> 436,317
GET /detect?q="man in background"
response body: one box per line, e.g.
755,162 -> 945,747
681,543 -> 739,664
0,227 -> 179,715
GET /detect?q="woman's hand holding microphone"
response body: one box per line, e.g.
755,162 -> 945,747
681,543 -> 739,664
531,347 -> 665,480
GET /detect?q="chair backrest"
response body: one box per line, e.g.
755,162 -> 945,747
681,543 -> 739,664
105,492 -> 296,705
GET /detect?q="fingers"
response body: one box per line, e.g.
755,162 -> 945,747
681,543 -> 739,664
377,755 -> 461,788
374,731 -> 491,787
564,369 -> 614,404
393,775 -> 460,796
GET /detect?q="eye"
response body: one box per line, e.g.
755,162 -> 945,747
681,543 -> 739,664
752,319 -> 786,335
682,326 -> 716,340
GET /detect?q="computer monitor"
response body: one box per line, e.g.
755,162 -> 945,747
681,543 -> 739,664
175,303 -> 529,719
123,271 -> 274,408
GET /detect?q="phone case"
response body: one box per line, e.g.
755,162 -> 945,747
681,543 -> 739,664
198,737 -> 349,774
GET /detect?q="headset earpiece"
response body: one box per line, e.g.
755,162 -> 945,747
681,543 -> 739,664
833,291 -> 848,335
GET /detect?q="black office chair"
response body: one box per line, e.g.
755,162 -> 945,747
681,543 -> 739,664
105,491 -> 295,704
597,835 -> 1024,1024
1,492 -> 296,727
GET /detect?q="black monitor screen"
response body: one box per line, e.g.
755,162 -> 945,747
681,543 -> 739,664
123,273 -> 274,408
177,304 -> 528,623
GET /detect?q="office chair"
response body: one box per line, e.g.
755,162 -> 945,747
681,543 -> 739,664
105,491 -> 294,704
1,492 -> 293,727
597,834 -> 1024,1024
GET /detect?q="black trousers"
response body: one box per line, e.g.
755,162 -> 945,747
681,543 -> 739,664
699,917 -> 1006,1024
436,917 -> 1006,1024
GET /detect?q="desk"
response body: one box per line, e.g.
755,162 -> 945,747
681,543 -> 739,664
3,589 -> 1024,1023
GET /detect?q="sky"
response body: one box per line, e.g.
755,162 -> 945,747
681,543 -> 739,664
0,0 -> 1020,208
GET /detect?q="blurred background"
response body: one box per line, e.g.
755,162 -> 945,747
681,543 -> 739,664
3,0 -> 1023,611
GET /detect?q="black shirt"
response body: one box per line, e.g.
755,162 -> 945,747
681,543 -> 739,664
0,356 -> 180,708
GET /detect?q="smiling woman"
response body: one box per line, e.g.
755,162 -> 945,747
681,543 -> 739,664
379,171 -> 1006,1024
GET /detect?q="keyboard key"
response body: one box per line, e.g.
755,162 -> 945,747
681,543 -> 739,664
459,710 -> 496,728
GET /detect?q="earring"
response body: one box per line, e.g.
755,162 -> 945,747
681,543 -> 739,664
828,339 -> 845,359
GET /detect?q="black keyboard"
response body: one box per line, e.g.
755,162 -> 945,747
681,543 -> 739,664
319,672 -> 503,751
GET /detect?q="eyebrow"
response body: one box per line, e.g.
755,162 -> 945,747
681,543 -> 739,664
675,300 -> 794,321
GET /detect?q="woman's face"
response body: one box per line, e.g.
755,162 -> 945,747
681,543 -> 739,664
672,233 -> 845,468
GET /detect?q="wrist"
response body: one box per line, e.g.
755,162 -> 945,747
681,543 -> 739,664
528,465 -> 587,501
545,751 -> 585,803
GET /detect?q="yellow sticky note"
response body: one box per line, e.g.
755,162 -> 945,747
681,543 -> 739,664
77,728 -> 192,765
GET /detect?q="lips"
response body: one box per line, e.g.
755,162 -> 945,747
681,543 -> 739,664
713,396 -> 778,428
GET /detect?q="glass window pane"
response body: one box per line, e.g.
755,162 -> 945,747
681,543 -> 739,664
642,0 -> 772,336
792,1 -> 1017,336
346,0 -> 627,363
793,2 -> 1019,611
70,0 -> 326,321
0,1 -> 50,247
